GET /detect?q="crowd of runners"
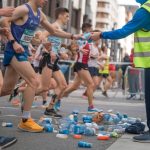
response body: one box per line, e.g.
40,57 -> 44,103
0,0 -> 116,148
1,0 -> 150,148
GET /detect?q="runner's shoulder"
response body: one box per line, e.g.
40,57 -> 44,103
15,4 -> 29,15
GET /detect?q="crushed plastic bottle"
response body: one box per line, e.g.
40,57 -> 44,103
2,122 -> 13,127
84,127 -> 96,136
82,115 -> 93,123
78,141 -> 92,148
73,124 -> 85,135
44,124 -> 53,133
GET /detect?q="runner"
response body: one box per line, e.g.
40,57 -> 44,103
98,46 -> 113,97
0,6 -> 17,149
36,7 -> 71,117
82,30 -> 102,98
0,0 -> 81,132
62,23 -> 100,112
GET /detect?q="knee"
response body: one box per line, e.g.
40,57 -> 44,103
29,77 -> 40,89
88,82 -> 95,89
60,83 -> 67,91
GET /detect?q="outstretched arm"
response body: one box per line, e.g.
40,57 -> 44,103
40,11 -> 81,40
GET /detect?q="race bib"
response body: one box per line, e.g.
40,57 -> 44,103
20,29 -> 35,46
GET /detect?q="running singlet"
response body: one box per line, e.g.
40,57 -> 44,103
88,44 -> 99,67
77,41 -> 91,64
48,36 -> 62,55
11,3 -> 41,50
3,3 -> 41,66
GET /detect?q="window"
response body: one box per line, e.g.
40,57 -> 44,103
96,12 -> 109,18
97,2 -> 109,8
71,9 -> 81,29
96,23 -> 108,29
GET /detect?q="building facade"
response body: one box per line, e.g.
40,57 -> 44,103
96,0 -> 118,31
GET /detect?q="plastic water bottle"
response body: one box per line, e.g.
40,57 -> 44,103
59,128 -> 70,135
84,127 -> 96,136
83,32 -> 93,43
113,116 -> 120,124
78,141 -> 92,148
113,128 -> 125,134
38,117 -> 52,126
2,122 -> 13,127
99,125 -> 105,131
103,114 -> 111,122
116,112 -> 123,120
44,124 -> 53,133
72,110 -> 79,115
82,115 -> 93,123
73,114 -> 78,123
73,125 -> 85,135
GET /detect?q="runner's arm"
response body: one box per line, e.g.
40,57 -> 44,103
0,5 -> 28,40
40,12 -> 80,39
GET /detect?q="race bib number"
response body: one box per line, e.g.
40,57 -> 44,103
20,29 -> 35,46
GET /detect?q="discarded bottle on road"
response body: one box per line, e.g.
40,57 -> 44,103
38,117 -> 52,126
78,141 -> 92,148
44,124 -> 53,133
59,128 -> 70,135
84,127 -> 96,136
73,114 -> 78,123
99,125 -> 105,131
72,110 -> 79,115
2,122 -> 13,127
82,115 -> 93,123
73,125 -> 85,135
113,128 -> 125,134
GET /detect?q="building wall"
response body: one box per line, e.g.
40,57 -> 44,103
118,4 -> 138,56
96,0 -> 118,31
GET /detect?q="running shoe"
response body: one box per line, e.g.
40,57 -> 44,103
18,118 -> 43,133
0,136 -> 17,149
44,108 -> 62,118
88,107 -> 103,112
54,100 -> 61,111
133,131 -> 150,143
102,91 -> 108,97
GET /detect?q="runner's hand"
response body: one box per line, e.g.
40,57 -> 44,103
73,34 -> 83,40
0,28 -> 10,37
13,42 -> 24,53
0,7 -> 15,17
90,32 -> 101,41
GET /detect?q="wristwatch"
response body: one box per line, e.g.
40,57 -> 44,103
10,40 -> 16,45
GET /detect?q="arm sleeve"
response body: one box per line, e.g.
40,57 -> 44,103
101,8 -> 150,40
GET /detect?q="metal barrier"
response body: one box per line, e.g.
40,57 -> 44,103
124,66 -> 145,100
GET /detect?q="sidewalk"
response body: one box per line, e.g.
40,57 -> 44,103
107,134 -> 150,150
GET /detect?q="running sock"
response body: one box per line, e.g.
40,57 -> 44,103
22,111 -> 31,122
89,105 -> 94,109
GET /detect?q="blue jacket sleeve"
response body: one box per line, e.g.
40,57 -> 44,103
101,8 -> 150,40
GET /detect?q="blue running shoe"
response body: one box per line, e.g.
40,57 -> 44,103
54,100 -> 61,111
88,107 -> 103,112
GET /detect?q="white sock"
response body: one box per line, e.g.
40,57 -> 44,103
22,111 -> 31,119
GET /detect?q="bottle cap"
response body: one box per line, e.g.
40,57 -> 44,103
73,134 -> 82,139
